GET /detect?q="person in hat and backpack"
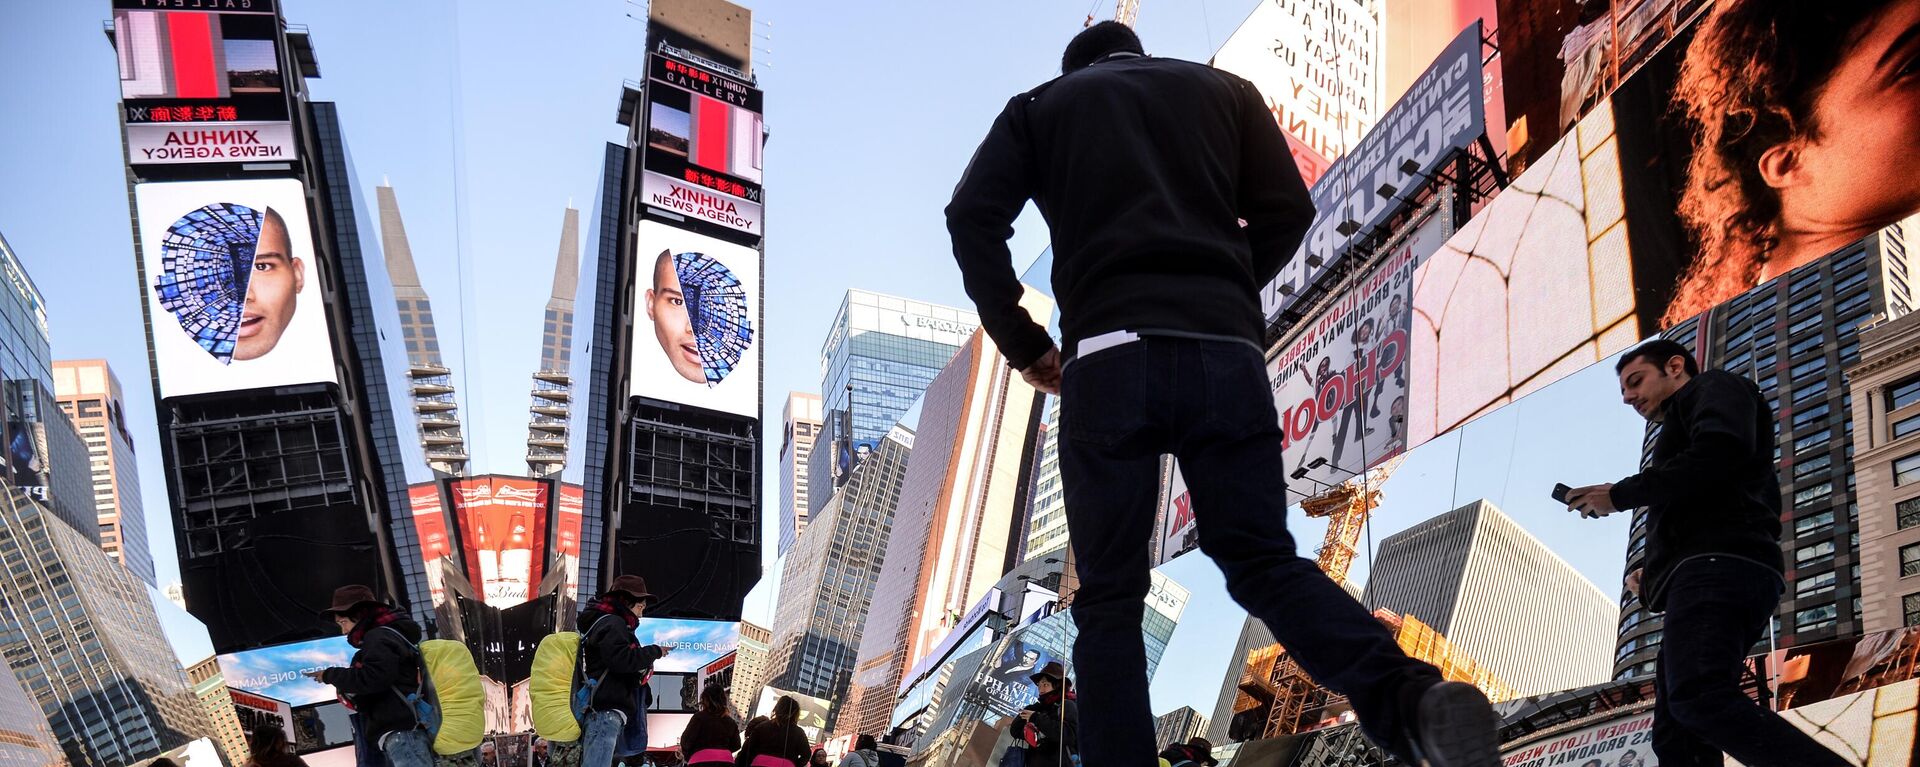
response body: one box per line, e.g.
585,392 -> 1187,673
578,576 -> 672,767
304,585 -> 432,767
1017,662 -> 1078,767
1157,737 -> 1218,767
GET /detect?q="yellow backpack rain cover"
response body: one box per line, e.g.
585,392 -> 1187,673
419,639 -> 485,754
530,631 -> 583,741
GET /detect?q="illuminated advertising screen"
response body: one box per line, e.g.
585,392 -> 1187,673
630,618 -> 741,673
112,0 -> 298,165
1271,216 -> 1447,496
1211,0 -> 1383,165
1399,5 -> 1920,446
448,476 -> 550,607
554,483 -> 585,601
1257,22 -> 1486,325
406,482 -> 453,606
134,179 -> 338,398
630,221 -> 760,416
642,54 -> 764,236
215,635 -> 353,708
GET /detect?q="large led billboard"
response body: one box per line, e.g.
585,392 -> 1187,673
1257,22 -> 1486,324
630,220 -> 760,417
112,0 -> 298,165
632,618 -> 741,673
215,635 -> 353,708
641,54 -> 764,236
448,476 -> 549,608
406,482 -> 454,607
134,179 -> 338,398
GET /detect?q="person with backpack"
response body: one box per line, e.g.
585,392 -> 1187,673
1016,663 -> 1077,767
835,736 -> 878,767
679,684 -> 741,765
305,585 -> 432,767
1156,737 -> 1217,767
578,576 -> 672,767
736,696 -> 810,767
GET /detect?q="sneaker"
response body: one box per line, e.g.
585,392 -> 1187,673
1408,681 -> 1500,767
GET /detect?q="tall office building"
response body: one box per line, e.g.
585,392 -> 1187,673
528,206 -> 581,478
778,392 -> 823,555
378,184 -> 470,477
806,290 -> 978,519
1846,293 -> 1920,633
184,656 -> 248,766
1022,396 -> 1067,561
0,235 -> 98,546
0,489 -> 213,767
765,425 -> 913,727
842,292 -> 1053,737
733,620 -> 773,718
1616,226 -> 1915,677
1364,500 -> 1614,696
0,663 -> 61,767
52,359 -> 155,586
1154,707 -> 1210,752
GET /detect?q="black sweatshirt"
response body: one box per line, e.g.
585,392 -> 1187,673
1610,370 -> 1786,610
947,53 -> 1315,370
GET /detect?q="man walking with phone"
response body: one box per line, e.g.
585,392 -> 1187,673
1566,340 -> 1847,766
946,21 -> 1500,767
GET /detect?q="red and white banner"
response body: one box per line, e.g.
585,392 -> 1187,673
641,171 -> 763,235
128,122 -> 296,165
407,483 -> 452,606
449,476 -> 550,607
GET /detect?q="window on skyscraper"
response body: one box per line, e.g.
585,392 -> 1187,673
1903,543 -> 1920,578
1897,453 -> 1920,486
1907,594 -> 1920,628
1893,377 -> 1920,412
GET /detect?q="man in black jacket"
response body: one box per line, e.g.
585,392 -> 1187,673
946,21 -> 1498,767
309,585 -> 432,767
578,575 -> 671,767
1567,340 -> 1846,766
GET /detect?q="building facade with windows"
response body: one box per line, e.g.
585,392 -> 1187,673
1849,308 -> 1920,633
732,620 -> 773,718
52,359 -> 154,586
184,656 -> 248,766
1155,706 -> 1211,752
778,392 -> 823,555
1615,224 -> 1915,678
806,290 -> 977,519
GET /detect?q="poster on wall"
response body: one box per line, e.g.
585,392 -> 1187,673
134,179 -> 337,398
630,220 -> 760,417
1270,216 -> 1446,498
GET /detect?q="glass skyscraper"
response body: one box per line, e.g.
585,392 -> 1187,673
805,290 -> 978,518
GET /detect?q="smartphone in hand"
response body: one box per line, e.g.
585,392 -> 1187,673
1551,483 -> 1573,505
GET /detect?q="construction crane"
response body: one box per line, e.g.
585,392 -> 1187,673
1085,0 -> 1142,28
1300,455 -> 1405,586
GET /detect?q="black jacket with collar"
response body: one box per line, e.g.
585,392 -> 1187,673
320,616 -> 423,743
947,53 -> 1314,369
576,609 -> 666,715
1611,369 -> 1785,610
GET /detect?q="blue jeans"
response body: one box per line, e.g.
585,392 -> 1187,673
579,711 -> 626,767
380,729 -> 434,767
1057,337 -> 1442,766
1652,556 -> 1848,766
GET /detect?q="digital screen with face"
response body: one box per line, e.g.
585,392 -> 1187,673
136,179 -> 338,398
630,220 -> 759,417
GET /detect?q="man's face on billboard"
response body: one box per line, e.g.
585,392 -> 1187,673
236,209 -> 303,361
646,252 -> 704,383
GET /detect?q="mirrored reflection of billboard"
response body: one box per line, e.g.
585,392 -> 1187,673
631,618 -> 740,674
641,54 -> 764,236
406,482 -> 453,606
112,0 -> 298,165
449,476 -> 549,607
134,179 -> 338,398
978,638 -> 1068,719
630,221 -> 759,417
1211,0 -> 1383,165
555,483 -> 585,601
1391,5 -> 1920,452
757,687 -> 830,744
216,636 -> 353,708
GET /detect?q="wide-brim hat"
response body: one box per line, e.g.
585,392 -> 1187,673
1184,737 -> 1219,766
604,574 -> 657,604
320,585 -> 387,616
1028,660 -> 1068,685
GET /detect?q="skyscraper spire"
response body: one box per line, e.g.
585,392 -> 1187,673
378,183 -> 470,476
528,205 -> 580,478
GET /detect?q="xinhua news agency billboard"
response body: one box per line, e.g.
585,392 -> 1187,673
113,0 -> 299,165
641,54 -> 765,237
1260,21 -> 1485,325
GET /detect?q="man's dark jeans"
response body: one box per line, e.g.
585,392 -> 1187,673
1652,556 -> 1849,766
1057,336 -> 1443,766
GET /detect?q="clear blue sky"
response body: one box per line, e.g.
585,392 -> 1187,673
0,0 -> 1641,721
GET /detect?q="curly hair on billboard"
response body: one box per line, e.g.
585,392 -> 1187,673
1664,0 -> 1920,325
